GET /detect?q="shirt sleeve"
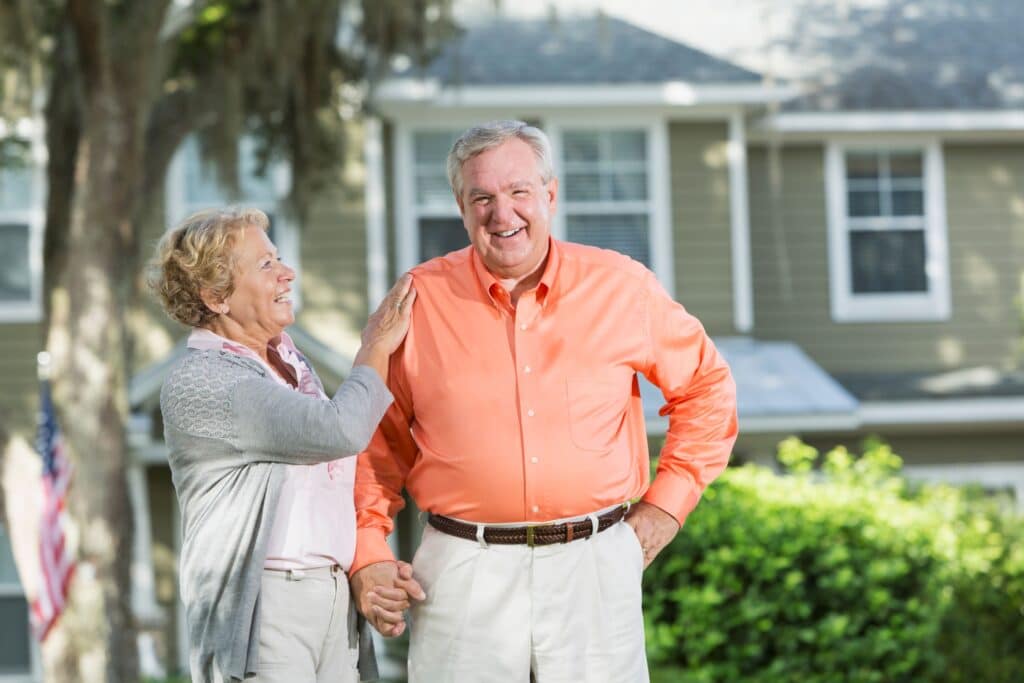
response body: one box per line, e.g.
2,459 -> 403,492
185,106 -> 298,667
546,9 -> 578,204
351,348 -> 419,573
639,271 -> 738,525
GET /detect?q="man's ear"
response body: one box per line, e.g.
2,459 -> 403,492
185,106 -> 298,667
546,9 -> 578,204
546,177 -> 559,213
199,288 -> 228,316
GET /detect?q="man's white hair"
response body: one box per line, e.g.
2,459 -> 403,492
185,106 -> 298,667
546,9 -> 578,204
446,120 -> 554,198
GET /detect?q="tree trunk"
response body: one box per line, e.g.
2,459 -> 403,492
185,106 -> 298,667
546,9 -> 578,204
41,91 -> 142,683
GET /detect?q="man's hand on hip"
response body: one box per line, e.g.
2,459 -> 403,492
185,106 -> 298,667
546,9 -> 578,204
625,501 -> 681,569
350,560 -> 426,637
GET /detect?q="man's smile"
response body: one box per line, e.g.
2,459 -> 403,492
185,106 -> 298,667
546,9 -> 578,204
492,227 -> 526,239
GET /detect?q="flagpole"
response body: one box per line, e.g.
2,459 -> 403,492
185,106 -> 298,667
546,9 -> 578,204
37,351 -> 51,382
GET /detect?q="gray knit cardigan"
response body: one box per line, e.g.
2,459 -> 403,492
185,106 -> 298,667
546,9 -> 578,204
160,348 -> 393,682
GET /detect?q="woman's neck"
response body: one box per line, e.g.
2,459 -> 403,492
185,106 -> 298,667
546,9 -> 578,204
203,319 -> 272,363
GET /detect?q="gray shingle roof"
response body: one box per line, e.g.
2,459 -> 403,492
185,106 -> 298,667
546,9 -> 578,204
783,0 -> 1024,111
396,15 -> 762,86
641,337 -> 860,433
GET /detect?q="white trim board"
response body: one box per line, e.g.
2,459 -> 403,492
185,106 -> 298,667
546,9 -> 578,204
761,110 -> 1024,134
376,81 -> 800,110
364,116 -> 388,308
859,397 -> 1024,428
727,112 -> 753,333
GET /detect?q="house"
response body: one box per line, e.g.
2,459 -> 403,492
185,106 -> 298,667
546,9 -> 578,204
1,4 -> 1023,678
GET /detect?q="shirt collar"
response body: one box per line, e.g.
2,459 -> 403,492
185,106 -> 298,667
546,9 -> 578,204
470,237 -> 562,309
187,327 -> 306,382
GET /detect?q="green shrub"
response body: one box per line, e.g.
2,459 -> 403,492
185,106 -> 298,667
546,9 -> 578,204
642,438 -> 1024,683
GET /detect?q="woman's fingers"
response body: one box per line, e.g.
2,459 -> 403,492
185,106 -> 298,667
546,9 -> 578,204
381,273 -> 413,316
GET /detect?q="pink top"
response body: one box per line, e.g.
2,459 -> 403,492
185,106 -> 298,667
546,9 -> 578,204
188,328 -> 356,571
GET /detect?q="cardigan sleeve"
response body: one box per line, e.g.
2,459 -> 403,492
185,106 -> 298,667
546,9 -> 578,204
161,351 -> 393,466
231,364 -> 393,464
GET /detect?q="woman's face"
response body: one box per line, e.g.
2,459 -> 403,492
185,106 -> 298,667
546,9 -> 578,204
221,225 -> 296,339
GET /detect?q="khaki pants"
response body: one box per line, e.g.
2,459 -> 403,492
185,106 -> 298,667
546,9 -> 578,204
408,518 -> 649,683
251,565 -> 360,683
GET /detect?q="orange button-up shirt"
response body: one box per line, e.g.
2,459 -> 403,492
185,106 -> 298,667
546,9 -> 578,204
352,239 -> 737,572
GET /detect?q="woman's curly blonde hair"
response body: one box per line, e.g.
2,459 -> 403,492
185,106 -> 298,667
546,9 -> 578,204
148,207 -> 270,327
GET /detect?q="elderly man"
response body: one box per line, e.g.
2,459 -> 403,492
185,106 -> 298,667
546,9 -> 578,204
350,120 -> 737,682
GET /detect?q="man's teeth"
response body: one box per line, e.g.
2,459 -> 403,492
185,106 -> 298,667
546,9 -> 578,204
495,228 -> 524,238
274,294 -> 290,303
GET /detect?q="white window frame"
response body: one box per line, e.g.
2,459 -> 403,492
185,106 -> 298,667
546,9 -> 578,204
165,136 -> 301,309
392,116 -> 675,293
395,123 -> 465,274
825,138 -> 951,323
0,122 -> 46,324
0,527 -> 41,683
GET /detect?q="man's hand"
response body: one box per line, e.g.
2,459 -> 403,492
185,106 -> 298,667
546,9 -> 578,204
349,560 -> 426,637
625,501 -> 681,569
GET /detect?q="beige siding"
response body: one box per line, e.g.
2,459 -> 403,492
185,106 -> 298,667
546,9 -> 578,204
748,142 -> 1024,374
0,322 -> 43,435
668,121 -> 736,336
295,120 -> 373,357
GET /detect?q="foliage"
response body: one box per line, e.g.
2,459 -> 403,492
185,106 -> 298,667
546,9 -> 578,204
643,437 -> 1024,683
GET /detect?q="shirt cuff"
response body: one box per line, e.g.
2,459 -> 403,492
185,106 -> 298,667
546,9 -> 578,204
642,474 -> 704,527
350,527 -> 396,575
348,365 -> 394,414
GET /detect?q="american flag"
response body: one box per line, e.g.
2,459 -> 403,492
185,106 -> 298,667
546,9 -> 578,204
31,374 -> 76,641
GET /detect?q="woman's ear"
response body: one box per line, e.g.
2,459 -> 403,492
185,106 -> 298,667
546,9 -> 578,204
200,288 -> 229,315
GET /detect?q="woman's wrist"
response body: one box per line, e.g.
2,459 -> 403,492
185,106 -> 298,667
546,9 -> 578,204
353,344 -> 389,382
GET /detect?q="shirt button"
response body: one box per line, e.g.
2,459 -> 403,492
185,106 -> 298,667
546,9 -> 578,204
524,365 -> 532,373
527,409 -> 535,417
530,456 -> 539,464
520,323 -> 527,330
532,505 -> 539,513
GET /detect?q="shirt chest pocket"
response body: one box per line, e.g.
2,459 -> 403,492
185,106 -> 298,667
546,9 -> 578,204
566,376 -> 631,454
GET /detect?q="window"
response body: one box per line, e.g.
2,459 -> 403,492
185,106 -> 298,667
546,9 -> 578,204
397,122 -> 672,290
0,526 -> 32,679
561,129 -> 651,266
825,141 -> 950,322
410,130 -> 468,263
166,136 -> 300,306
0,162 -> 43,323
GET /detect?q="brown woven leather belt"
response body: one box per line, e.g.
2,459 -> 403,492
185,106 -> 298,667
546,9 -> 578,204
427,505 -> 627,547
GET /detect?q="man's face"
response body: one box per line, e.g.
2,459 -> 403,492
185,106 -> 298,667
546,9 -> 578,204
457,138 -> 557,281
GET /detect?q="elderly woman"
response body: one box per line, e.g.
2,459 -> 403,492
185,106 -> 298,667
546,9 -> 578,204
150,207 -> 416,683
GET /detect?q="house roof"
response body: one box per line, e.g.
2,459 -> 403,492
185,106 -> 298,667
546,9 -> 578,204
394,15 -> 762,87
782,0 -> 1024,111
642,337 -> 861,435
